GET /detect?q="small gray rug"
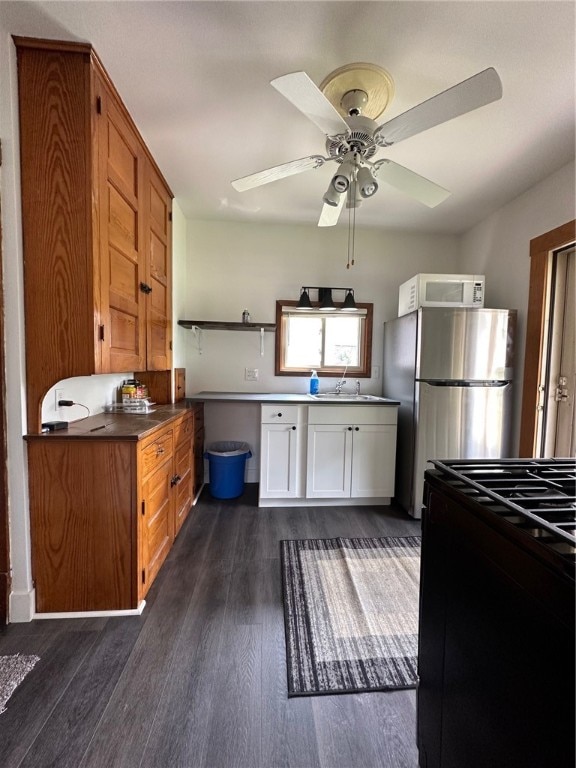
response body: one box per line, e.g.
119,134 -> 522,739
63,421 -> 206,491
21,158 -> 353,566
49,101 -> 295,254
0,654 -> 40,714
281,536 -> 420,696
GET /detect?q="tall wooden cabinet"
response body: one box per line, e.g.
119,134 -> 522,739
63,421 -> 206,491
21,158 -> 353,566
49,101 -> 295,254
14,37 -> 173,432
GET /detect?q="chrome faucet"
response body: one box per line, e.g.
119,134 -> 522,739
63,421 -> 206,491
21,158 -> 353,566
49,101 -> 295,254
355,380 -> 361,395
335,365 -> 348,394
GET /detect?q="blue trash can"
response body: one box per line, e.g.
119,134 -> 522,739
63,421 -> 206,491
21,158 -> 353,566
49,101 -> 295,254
204,441 -> 252,499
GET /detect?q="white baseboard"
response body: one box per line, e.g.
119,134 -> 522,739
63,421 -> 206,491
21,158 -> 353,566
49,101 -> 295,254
9,587 -> 36,623
33,600 -> 147,620
258,496 -> 392,507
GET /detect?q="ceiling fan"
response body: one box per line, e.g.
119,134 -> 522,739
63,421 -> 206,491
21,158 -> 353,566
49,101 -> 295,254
231,62 -> 502,226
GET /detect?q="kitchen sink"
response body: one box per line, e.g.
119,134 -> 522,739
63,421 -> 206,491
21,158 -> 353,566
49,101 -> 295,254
309,393 -> 388,402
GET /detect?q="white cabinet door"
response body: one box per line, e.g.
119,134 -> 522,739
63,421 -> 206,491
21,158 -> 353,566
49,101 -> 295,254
350,424 -> 397,498
260,423 -> 299,498
306,424 -> 352,498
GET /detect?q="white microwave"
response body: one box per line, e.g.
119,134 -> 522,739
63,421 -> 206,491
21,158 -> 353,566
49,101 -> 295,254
398,273 -> 485,316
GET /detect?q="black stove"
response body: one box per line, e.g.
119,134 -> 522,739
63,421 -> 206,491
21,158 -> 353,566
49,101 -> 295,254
429,457 -> 576,559
418,457 -> 575,768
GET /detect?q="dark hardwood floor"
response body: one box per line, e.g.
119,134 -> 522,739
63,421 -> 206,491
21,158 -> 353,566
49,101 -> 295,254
0,486 -> 421,768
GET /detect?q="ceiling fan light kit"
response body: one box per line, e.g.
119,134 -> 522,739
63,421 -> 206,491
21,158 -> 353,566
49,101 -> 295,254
231,62 -> 503,263
322,183 -> 342,207
357,166 -> 378,198
346,180 -> 362,209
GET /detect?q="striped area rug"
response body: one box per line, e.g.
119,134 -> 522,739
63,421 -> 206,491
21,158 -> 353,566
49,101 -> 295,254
281,536 -> 420,696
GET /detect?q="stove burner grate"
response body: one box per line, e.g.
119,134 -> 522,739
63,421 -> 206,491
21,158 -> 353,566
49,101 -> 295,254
429,458 -> 576,551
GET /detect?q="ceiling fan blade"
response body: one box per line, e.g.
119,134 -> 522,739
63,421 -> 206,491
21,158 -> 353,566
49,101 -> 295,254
231,155 -> 326,192
374,68 -> 502,147
318,193 -> 345,227
374,159 -> 451,207
271,72 -> 350,137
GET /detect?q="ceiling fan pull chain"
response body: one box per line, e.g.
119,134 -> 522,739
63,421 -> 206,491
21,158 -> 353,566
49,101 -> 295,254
347,175 -> 357,268
351,189 -> 356,267
347,191 -> 352,269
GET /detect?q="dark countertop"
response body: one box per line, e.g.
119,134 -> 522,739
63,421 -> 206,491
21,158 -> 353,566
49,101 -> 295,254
186,391 -> 400,405
25,393 -> 400,441
25,403 -> 192,441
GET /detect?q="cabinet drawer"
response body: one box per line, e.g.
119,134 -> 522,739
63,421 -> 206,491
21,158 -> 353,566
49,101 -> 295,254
173,412 -> 193,447
141,430 -> 173,478
141,456 -> 173,591
308,405 -> 398,425
261,404 -> 302,423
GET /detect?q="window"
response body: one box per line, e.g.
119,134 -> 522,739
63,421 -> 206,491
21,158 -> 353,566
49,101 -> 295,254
275,300 -> 373,377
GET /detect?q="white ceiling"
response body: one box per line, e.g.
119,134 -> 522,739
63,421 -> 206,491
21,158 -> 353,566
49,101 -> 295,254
4,1 -> 575,233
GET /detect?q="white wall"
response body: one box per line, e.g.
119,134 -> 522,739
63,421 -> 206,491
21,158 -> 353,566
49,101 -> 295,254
184,219 -> 460,394
1,15 -> 34,622
459,160 -> 576,453
184,220 -> 460,479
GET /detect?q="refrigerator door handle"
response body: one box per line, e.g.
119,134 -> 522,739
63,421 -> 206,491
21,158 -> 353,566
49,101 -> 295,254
422,380 -> 509,387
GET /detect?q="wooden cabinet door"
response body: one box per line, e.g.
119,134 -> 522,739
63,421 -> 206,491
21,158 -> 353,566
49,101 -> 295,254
306,424 -> 352,498
350,424 -> 397,498
174,368 -> 186,401
173,413 -> 193,534
174,438 -> 193,535
260,423 -> 299,498
145,164 -> 172,370
141,454 -> 174,595
97,76 -> 147,373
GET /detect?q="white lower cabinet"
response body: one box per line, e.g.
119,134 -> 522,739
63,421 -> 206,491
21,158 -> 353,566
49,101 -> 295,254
306,406 -> 397,500
259,404 -> 304,499
306,424 -> 352,497
260,403 -> 398,506
349,423 -> 397,497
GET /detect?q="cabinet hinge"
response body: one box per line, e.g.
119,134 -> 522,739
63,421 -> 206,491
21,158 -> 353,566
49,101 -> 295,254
141,500 -> 145,516
98,324 -> 105,341
169,341 -> 173,351
168,211 -> 172,222
96,96 -> 102,114
142,569 -> 146,584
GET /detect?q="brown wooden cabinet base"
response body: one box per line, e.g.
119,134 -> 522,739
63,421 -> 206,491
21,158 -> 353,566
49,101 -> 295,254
26,406 -> 196,613
27,440 -> 137,613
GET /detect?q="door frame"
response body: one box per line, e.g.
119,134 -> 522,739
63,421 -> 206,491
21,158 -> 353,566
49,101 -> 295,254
0,145 -> 10,624
519,220 -> 576,457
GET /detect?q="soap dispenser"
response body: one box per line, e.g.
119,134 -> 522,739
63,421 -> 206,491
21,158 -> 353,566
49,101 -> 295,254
309,370 -> 319,395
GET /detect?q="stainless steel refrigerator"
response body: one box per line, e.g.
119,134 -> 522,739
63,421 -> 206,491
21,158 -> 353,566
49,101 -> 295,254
383,307 -> 517,518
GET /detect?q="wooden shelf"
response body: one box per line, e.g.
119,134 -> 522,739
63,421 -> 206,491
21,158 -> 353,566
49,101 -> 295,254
178,320 -> 276,332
